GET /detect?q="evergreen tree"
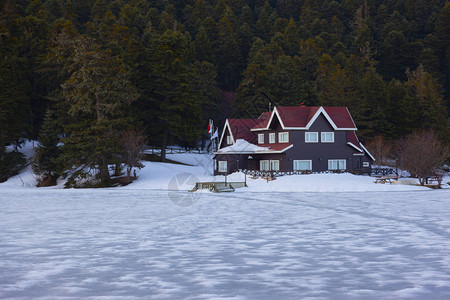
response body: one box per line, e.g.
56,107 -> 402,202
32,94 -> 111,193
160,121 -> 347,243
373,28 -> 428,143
0,2 -> 31,149
315,54 -> 355,108
433,3 -> 450,109
138,29 -> 203,161
59,35 -> 139,185
193,25 -> 215,63
32,110 -> 61,186
215,6 -> 242,90
254,0 -> 273,41
405,64 -> 448,136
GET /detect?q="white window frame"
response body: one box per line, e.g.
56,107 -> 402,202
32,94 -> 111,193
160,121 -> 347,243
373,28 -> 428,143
270,160 -> 280,171
269,133 -> 275,144
260,160 -> 270,171
321,132 -> 334,143
305,132 -> 318,143
218,161 -> 227,172
363,162 -> 370,167
226,135 -> 232,145
279,132 -> 289,143
258,134 -> 264,144
328,159 -> 346,171
293,160 -> 312,171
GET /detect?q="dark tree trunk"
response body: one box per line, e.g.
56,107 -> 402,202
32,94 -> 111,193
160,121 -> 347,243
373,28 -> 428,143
98,160 -> 110,183
126,166 -> 132,182
113,163 -> 121,176
160,128 -> 169,162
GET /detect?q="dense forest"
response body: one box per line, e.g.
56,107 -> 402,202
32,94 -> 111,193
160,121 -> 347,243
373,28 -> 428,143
0,0 -> 449,185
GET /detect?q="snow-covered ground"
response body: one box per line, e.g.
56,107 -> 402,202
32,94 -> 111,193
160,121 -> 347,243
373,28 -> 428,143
1,189 -> 450,299
1,144 -> 450,298
2,143 -> 447,192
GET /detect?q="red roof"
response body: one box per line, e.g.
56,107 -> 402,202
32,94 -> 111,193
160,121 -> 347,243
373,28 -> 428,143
347,131 -> 363,152
258,143 -> 293,152
251,112 -> 272,129
228,119 -> 261,143
251,106 -> 356,130
324,107 -> 356,129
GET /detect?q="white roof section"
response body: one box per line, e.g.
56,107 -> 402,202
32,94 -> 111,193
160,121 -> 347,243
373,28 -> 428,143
215,139 -> 269,154
215,139 -> 293,154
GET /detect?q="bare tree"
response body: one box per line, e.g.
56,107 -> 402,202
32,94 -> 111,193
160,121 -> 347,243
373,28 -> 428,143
366,135 -> 392,166
395,129 -> 449,185
121,129 -> 147,182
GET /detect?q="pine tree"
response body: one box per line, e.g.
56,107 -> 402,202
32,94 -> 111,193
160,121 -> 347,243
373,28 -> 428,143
405,65 -> 448,136
254,0 -> 273,41
59,35 -> 139,185
215,6 -> 242,90
32,110 -> 61,186
138,29 -> 203,161
193,25 -> 215,63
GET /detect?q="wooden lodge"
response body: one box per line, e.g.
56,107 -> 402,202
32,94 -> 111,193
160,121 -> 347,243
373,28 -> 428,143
213,106 -> 375,175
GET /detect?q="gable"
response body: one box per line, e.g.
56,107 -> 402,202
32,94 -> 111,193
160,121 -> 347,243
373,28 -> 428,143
219,118 -> 261,149
307,112 -> 335,131
251,106 -> 357,131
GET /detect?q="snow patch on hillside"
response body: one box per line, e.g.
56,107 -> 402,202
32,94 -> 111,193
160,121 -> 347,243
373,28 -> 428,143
1,146 -> 448,192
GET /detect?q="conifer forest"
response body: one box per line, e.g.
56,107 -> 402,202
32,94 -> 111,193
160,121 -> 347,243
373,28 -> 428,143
0,0 -> 449,184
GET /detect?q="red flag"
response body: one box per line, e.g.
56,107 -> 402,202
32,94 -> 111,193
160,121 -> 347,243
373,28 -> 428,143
207,121 -> 211,134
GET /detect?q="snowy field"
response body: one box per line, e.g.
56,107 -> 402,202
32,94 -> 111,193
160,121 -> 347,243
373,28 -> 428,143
1,144 -> 450,299
1,188 -> 450,299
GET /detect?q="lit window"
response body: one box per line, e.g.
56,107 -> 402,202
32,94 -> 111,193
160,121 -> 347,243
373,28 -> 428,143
279,132 -> 289,143
270,160 -> 279,171
218,161 -> 227,172
293,160 -> 312,171
258,134 -> 264,144
321,132 -> 334,143
269,133 -> 275,144
305,132 -> 318,143
328,159 -> 346,170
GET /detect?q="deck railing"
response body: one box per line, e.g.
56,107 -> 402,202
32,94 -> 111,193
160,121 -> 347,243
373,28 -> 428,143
370,168 -> 398,177
240,168 -> 374,178
143,147 -> 211,155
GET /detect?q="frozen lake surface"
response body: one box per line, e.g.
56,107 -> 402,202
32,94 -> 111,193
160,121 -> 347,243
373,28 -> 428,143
1,189 -> 450,299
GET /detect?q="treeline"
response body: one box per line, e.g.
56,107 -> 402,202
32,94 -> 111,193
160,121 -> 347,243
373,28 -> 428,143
0,0 -> 449,185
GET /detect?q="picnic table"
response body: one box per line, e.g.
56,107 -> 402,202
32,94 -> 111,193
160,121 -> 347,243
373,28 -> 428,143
426,176 -> 443,186
374,177 -> 395,184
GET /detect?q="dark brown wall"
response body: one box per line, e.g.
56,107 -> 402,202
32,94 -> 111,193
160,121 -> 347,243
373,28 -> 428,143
214,153 -> 249,175
219,127 -> 233,149
283,114 -> 371,171
254,116 -> 284,144
254,113 -> 372,172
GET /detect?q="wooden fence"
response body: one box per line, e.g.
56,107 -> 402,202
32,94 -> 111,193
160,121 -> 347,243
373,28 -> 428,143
242,168 -> 377,178
370,168 -> 398,177
143,146 -> 211,155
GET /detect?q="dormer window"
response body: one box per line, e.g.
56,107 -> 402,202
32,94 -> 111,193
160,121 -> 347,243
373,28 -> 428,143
279,132 -> 289,143
258,134 -> 264,144
269,133 -> 275,144
226,135 -> 233,144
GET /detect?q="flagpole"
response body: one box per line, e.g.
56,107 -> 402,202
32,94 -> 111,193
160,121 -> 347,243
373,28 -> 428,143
211,119 -> 214,152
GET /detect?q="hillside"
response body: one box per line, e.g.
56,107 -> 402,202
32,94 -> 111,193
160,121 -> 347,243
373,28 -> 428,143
2,142 -> 447,192
1,0 -> 449,185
